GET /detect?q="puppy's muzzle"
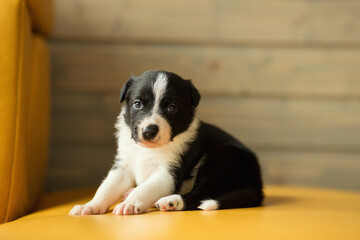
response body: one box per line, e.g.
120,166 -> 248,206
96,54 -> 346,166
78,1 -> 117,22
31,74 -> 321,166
142,124 -> 159,141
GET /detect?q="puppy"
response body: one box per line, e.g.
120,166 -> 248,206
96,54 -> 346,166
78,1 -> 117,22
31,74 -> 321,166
69,70 -> 263,215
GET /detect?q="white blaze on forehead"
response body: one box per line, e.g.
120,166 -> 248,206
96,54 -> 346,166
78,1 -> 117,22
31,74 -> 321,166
136,72 -> 171,147
153,72 -> 168,112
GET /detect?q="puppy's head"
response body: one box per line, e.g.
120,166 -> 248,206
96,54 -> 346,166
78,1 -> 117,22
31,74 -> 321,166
120,70 -> 200,148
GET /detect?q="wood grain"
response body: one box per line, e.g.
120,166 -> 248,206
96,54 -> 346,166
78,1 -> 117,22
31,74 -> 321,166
198,98 -> 360,151
53,0 -> 360,44
48,0 -> 360,191
258,150 -> 360,190
51,42 -> 360,98
46,145 -> 115,191
46,144 -> 360,191
51,94 -> 360,151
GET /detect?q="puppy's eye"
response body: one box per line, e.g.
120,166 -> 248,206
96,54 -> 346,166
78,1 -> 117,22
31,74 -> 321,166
133,100 -> 142,109
167,104 -> 177,113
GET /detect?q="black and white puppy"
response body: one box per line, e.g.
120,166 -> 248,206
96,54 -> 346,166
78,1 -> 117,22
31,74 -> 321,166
69,70 -> 263,215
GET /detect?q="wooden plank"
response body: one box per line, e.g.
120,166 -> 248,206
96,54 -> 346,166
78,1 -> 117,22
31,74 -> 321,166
46,145 -> 115,191
198,98 -> 360,151
51,93 -> 119,146
51,94 -> 360,151
51,42 -> 360,98
53,0 -> 360,44
258,150 -> 360,191
46,145 -> 360,191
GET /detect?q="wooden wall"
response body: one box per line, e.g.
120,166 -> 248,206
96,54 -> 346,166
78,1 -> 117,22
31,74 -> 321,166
47,0 -> 360,191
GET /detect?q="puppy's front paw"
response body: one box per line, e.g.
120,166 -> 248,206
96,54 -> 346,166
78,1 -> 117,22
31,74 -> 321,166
113,200 -> 146,215
155,195 -> 184,211
69,204 -> 105,216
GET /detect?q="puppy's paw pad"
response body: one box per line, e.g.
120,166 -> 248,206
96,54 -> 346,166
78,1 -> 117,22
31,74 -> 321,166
156,195 -> 183,211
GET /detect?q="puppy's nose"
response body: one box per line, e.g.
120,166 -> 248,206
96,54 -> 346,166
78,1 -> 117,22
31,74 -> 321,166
142,124 -> 159,140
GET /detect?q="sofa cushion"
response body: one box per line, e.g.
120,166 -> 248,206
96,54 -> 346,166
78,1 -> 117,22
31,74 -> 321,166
0,186 -> 359,239
0,0 -> 50,223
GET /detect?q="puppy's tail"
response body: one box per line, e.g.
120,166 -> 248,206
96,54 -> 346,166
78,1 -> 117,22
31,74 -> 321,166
198,188 -> 264,210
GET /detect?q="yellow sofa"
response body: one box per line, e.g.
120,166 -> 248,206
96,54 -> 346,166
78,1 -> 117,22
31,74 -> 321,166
0,0 -> 51,224
1,186 -> 360,240
1,1 -> 360,239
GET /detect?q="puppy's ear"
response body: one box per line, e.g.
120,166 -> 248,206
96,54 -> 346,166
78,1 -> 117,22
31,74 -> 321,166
120,77 -> 133,103
188,81 -> 201,107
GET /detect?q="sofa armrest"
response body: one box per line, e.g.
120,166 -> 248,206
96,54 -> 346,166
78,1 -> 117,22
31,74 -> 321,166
27,0 -> 53,36
0,0 -> 51,223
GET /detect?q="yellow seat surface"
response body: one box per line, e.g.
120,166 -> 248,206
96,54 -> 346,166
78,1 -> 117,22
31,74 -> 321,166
0,186 -> 359,240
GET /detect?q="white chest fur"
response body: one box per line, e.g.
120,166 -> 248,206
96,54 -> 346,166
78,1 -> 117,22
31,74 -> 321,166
118,141 -> 179,185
